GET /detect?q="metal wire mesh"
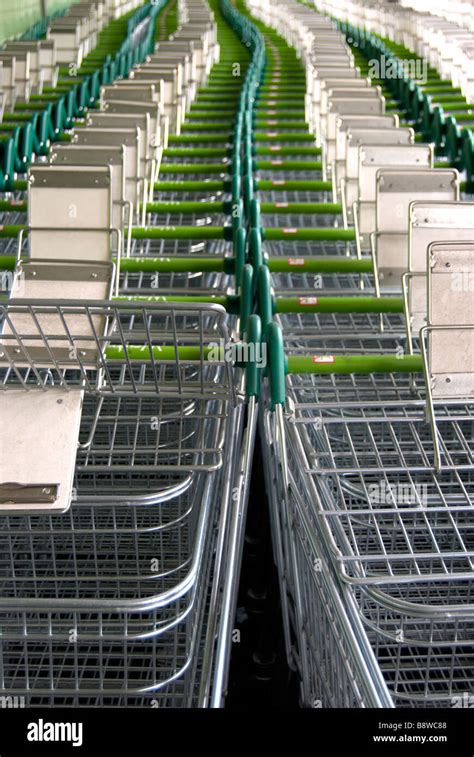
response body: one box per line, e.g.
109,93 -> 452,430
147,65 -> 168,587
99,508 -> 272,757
258,72 -> 474,709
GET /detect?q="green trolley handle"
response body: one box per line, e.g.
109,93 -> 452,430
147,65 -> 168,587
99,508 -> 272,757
128,226 -> 233,241
256,179 -> 332,192
267,324 -> 424,409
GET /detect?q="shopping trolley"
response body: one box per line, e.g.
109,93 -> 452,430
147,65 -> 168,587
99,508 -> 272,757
0,0 -> 261,709
261,237 -> 474,706
244,0 -> 474,710
234,0 -> 394,707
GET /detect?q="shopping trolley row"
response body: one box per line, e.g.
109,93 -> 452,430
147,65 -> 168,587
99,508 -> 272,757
235,0 -> 474,708
0,0 -> 167,194
0,0 -> 264,707
0,0 -> 141,109
317,0 -> 474,191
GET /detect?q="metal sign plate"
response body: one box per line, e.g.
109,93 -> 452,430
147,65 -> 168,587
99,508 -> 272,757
376,169 -> 458,285
409,202 -> 474,333
346,127 -> 413,181
358,144 -> 433,240
50,145 -> 125,231
428,241 -> 474,398
335,114 -> 398,163
0,388 -> 83,514
28,165 -> 113,262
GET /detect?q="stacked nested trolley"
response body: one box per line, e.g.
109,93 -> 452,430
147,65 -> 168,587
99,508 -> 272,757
243,0 -> 474,709
0,0 -> 262,707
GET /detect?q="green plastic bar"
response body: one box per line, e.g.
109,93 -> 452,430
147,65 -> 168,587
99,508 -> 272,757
207,77 -> 244,83
258,98 -> 305,105
118,256 -> 228,273
195,95 -> 240,102
181,122 -> 234,130
0,225 -> 24,238
0,256 -> 15,270
205,78 -> 244,84
154,180 -> 225,191
260,85 -> 306,90
256,110 -> 306,118
0,200 -> 27,212
260,86 -> 306,92
198,87 -> 242,94
0,255 -> 231,273
145,201 -> 226,213
29,93 -> 62,102
193,100 -> 239,108
431,95 -> 472,103
188,105 -> 236,113
275,296 -> 404,313
255,121 -> 308,129
160,163 -> 228,174
3,112 -> 34,121
422,85 -> 461,93
106,344 -> 214,361
264,228 -> 355,242
254,132 -> 314,142
257,180 -> 331,191
256,146 -> 321,156
263,70 -> 306,74
261,74 -> 306,79
448,113 -> 474,123
257,89 -> 305,97
261,202 -> 341,214
129,226 -> 230,240
257,95 -> 306,101
105,338 -> 256,364
163,147 -> 229,157
168,134 -> 230,143
262,71 -> 306,76
286,354 -> 423,374
257,160 -> 322,171
268,257 -> 373,273
185,113 -> 234,122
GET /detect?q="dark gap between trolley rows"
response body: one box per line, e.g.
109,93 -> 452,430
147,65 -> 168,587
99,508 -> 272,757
225,433 -> 299,711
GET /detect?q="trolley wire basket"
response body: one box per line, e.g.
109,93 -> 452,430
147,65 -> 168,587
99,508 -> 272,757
0,0 -> 259,710
246,0 -> 474,709
0,300 -> 253,706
